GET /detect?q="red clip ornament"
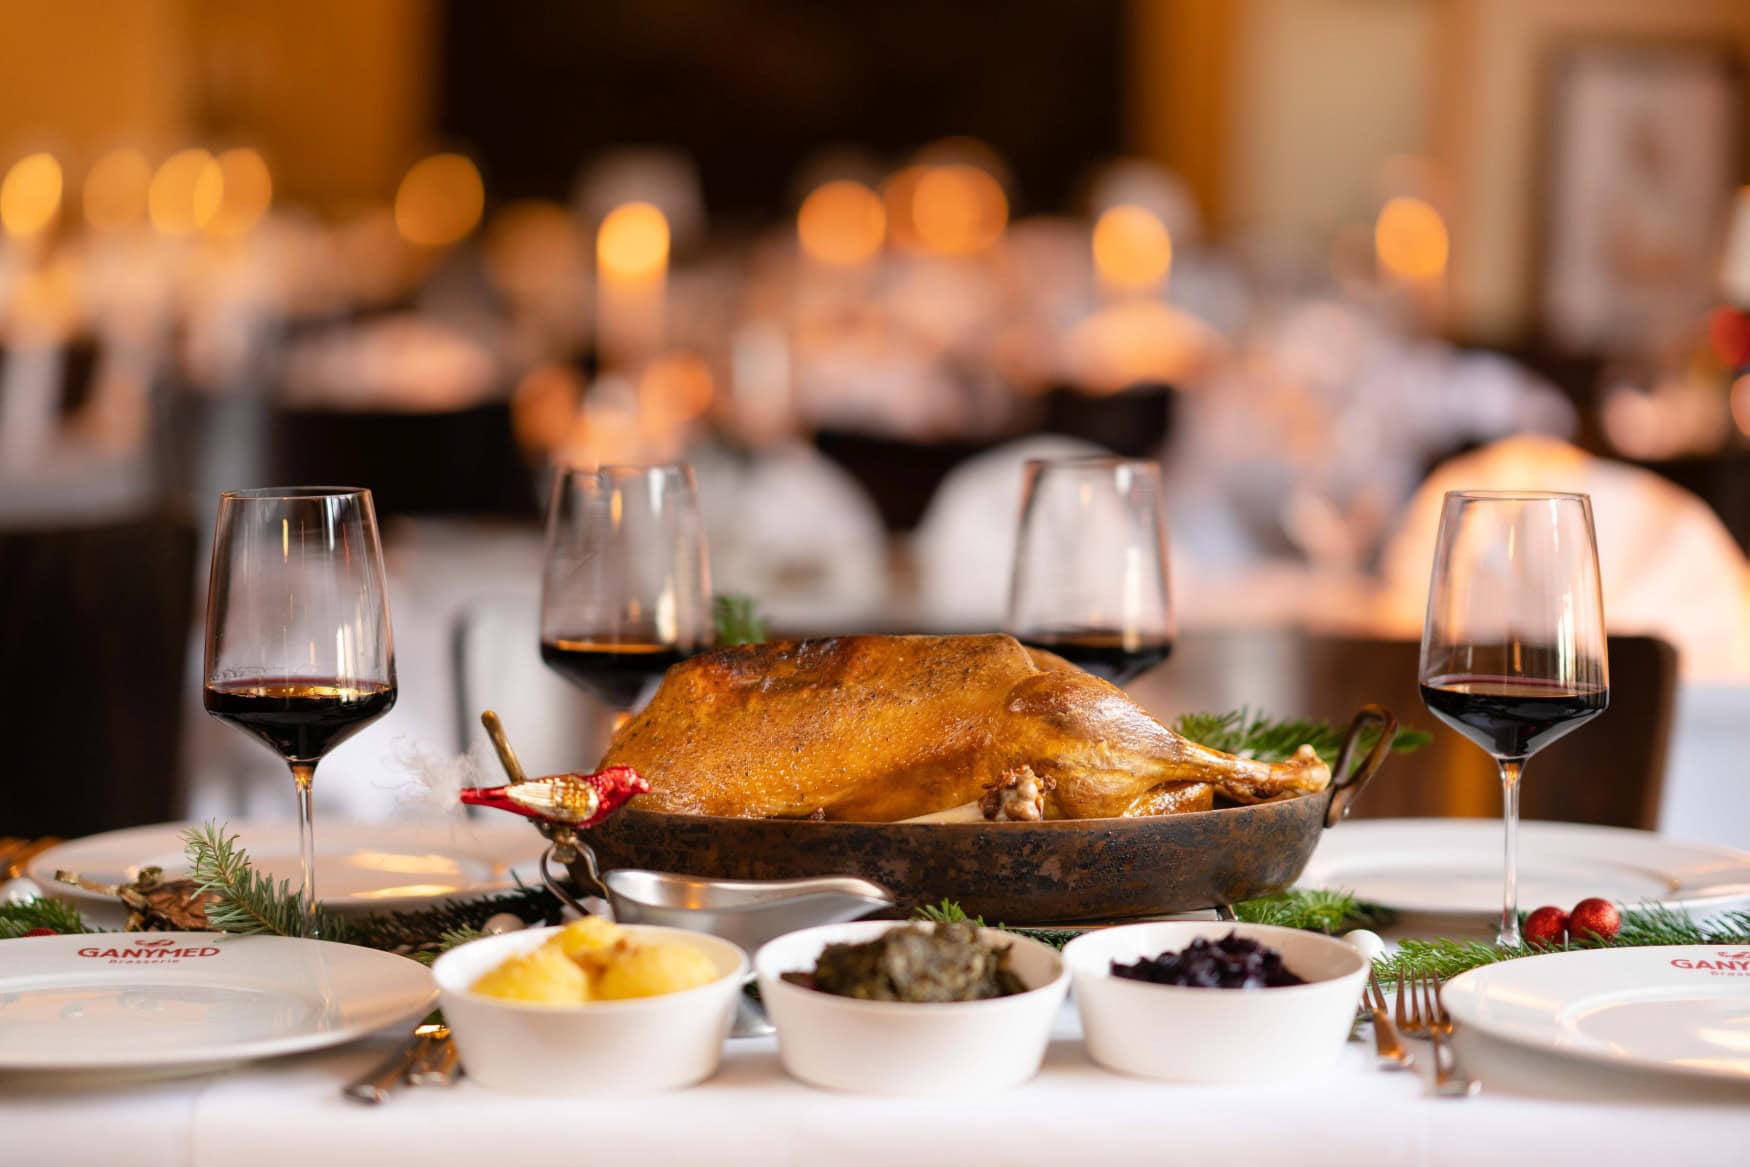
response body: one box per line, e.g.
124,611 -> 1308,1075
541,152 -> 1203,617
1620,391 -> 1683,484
460,765 -> 648,830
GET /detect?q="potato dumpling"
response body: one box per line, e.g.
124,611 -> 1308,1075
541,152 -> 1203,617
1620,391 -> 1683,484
593,942 -> 720,1000
470,943 -> 588,1004
547,916 -> 624,960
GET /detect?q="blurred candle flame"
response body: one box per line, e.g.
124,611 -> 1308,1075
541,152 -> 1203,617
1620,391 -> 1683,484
394,153 -> 484,247
1,153 -> 63,239
149,148 -> 223,236
797,179 -> 885,266
597,201 -> 670,280
1093,204 -> 1173,293
908,164 -> 1006,255
82,147 -> 151,231
207,148 -> 273,237
1374,196 -> 1448,282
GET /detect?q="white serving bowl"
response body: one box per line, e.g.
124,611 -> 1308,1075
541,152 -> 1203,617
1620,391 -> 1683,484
1063,921 -> 1368,1083
431,923 -> 748,1095
754,920 -> 1068,1096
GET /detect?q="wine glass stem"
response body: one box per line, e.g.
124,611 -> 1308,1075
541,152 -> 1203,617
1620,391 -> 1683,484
291,762 -> 319,939
1497,758 -> 1525,947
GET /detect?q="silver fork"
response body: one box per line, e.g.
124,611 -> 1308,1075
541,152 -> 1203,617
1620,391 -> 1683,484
1363,970 -> 1414,1070
1400,969 -> 1479,1097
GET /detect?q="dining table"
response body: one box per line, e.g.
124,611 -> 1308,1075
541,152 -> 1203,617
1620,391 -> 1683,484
5,929 -> 1747,1167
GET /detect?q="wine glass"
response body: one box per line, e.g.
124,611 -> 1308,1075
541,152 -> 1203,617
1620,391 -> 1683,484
1418,490 -> 1609,947
1007,456 -> 1175,684
539,464 -> 713,717
203,487 -> 397,937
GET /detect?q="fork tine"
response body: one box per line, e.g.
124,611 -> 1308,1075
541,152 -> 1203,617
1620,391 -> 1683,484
1395,967 -> 1412,1030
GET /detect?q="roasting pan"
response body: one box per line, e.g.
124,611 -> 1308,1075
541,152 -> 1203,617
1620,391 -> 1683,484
573,706 -> 1398,925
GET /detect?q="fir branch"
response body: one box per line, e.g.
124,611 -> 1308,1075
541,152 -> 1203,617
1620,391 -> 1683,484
1173,709 -> 1431,771
713,594 -> 768,647
0,897 -> 97,938
411,926 -> 485,966
1234,888 -> 1390,934
1376,904 -> 1750,981
181,823 -> 352,941
348,884 -> 563,956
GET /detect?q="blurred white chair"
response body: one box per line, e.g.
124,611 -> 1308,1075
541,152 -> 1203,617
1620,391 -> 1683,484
692,439 -> 889,630
1377,434 -> 1750,681
910,434 -> 1109,630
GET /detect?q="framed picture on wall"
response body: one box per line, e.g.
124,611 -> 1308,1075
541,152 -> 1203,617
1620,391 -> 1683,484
1539,41 -> 1744,354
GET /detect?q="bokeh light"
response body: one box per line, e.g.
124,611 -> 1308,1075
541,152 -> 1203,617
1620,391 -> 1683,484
82,148 -> 151,231
393,152 -> 485,247
1374,196 -> 1448,281
1730,374 -> 1750,440
909,164 -> 1007,255
207,148 -> 273,236
639,352 -> 715,427
597,201 -> 670,279
1092,204 -> 1172,291
1,153 -> 63,239
148,148 -> 223,235
797,179 -> 885,266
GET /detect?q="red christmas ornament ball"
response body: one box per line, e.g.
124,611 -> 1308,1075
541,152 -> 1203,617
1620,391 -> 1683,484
21,927 -> 55,937
1569,897 -> 1621,942
1523,905 -> 1568,946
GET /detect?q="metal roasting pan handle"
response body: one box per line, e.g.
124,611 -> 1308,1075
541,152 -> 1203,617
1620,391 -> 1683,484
1323,704 -> 1397,829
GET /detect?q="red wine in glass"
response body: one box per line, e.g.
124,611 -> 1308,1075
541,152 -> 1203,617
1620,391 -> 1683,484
539,464 -> 712,719
1418,675 -> 1606,759
539,637 -> 688,709
203,486 -> 396,939
1022,628 -> 1174,684
204,679 -> 396,762
1008,458 -> 1175,689
1418,490 -> 1609,948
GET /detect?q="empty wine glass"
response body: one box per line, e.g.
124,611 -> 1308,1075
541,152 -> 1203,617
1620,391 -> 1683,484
203,487 -> 397,937
1418,491 -> 1609,947
539,464 -> 713,717
1007,456 -> 1175,685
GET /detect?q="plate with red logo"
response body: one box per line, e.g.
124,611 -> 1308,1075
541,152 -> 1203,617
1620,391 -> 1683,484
0,932 -> 435,1078
1442,945 -> 1750,1083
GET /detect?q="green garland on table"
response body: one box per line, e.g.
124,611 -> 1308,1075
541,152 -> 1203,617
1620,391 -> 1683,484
0,896 -> 93,938
0,824 -> 566,961
1377,904 -> 1750,981
912,888 -> 1382,949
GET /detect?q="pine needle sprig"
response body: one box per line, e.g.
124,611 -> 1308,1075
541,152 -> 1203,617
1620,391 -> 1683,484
1172,709 -> 1431,771
0,896 -> 96,938
348,884 -> 563,956
713,594 -> 768,646
1375,904 -> 1750,980
1234,888 -> 1390,933
181,823 -> 353,941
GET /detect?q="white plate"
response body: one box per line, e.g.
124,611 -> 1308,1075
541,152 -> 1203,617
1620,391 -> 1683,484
0,932 -> 435,1075
1443,945 -> 1750,1083
1300,819 -> 1750,916
30,820 -> 543,914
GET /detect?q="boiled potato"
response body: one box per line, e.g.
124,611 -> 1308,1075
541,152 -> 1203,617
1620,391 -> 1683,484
470,943 -> 588,1004
592,942 -> 720,1000
547,916 -> 624,960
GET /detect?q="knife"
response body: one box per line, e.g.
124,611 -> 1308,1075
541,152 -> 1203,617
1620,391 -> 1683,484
341,1024 -> 444,1104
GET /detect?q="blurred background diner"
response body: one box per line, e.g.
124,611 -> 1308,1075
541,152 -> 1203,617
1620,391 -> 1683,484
4,0 -> 1749,848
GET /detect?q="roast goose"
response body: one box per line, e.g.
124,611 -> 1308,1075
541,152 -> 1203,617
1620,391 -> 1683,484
601,634 -> 1330,822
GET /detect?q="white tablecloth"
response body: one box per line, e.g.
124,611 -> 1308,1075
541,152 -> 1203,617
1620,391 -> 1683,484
7,1005 -> 1747,1167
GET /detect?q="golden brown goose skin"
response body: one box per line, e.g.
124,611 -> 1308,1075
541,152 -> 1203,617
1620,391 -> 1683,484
601,634 -> 1330,822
